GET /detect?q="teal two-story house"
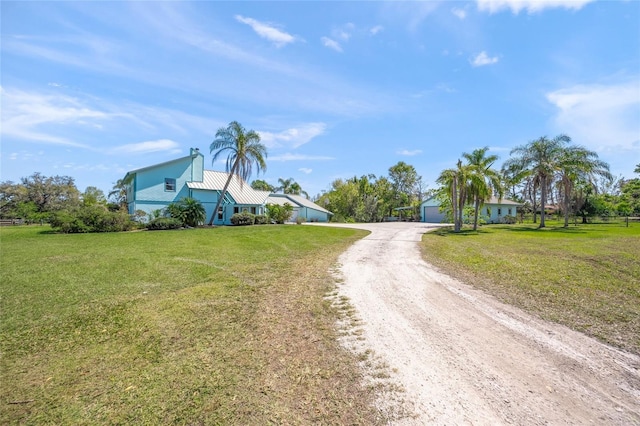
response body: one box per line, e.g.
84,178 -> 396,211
124,149 -> 332,225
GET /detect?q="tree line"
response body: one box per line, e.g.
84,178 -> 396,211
314,135 -> 639,228
2,127 -> 638,231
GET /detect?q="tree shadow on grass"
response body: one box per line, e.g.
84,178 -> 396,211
431,225 -> 589,236
501,225 -> 588,234
431,228 -> 489,237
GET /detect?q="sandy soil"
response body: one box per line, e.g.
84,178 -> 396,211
315,222 -> 640,425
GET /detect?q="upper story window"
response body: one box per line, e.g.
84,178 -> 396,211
165,178 -> 176,192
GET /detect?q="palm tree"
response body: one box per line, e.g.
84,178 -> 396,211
180,197 -> 206,227
207,121 -> 267,225
277,178 -> 308,198
556,146 -> 611,227
108,176 -> 132,210
437,160 -> 470,232
508,135 -> 571,228
462,147 -> 503,230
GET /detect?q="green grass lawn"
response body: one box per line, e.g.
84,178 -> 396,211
1,225 -> 382,425
422,220 -> 640,354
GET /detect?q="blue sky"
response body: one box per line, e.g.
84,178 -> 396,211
2,0 -> 639,198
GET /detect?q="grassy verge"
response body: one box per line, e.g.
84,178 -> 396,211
421,220 -> 640,354
1,225 -> 383,424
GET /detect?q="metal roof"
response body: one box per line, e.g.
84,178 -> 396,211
268,194 -> 333,215
187,171 -> 270,205
485,196 -> 521,206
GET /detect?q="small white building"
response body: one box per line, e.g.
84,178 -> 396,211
420,195 -> 521,224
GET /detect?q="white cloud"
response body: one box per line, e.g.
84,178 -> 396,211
259,123 -> 327,149
477,0 -> 594,14
333,23 -> 355,41
0,86 -> 107,148
235,15 -> 296,47
470,51 -> 499,67
546,80 -> 640,152
269,153 -> 335,162
110,139 -> 182,155
299,168 -> 313,174
452,7 -> 467,19
370,25 -> 384,35
321,37 -> 343,53
397,149 -> 423,156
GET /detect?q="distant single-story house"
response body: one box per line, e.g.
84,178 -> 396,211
420,195 -> 521,224
124,149 -> 332,224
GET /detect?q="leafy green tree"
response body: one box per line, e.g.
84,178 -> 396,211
507,135 -> 571,228
82,186 -> 106,206
388,162 -> 419,215
21,172 -> 81,214
620,178 -> 640,216
208,121 -> 268,225
0,181 -> 27,218
251,179 -> 276,192
462,147 -> 503,230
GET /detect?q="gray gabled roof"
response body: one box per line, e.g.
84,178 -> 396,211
187,171 -> 270,205
421,195 -> 521,207
267,193 -> 333,215
485,196 -> 521,206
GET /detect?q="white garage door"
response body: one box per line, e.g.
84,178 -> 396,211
423,206 -> 445,223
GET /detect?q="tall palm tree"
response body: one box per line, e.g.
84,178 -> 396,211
462,147 -> 503,230
508,135 -> 571,228
556,146 -> 611,227
437,160 -> 470,232
207,121 -> 267,225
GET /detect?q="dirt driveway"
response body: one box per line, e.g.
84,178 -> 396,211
313,222 -> 640,425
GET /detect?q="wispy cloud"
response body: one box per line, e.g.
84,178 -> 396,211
0,86 -> 111,148
470,51 -> 499,67
259,123 -> 327,149
110,139 -> 182,155
299,168 -> 313,174
3,34 -> 131,75
477,0 -> 594,14
546,80 -> 640,152
380,2 -> 439,32
452,7 -> 467,20
270,153 -> 335,162
235,15 -> 296,47
321,36 -> 343,53
397,149 -> 423,156
370,25 -> 384,35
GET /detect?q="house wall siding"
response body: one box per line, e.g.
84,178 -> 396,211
128,154 -> 204,215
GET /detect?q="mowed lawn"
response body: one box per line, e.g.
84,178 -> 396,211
1,225 -> 383,425
422,221 -> 640,354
